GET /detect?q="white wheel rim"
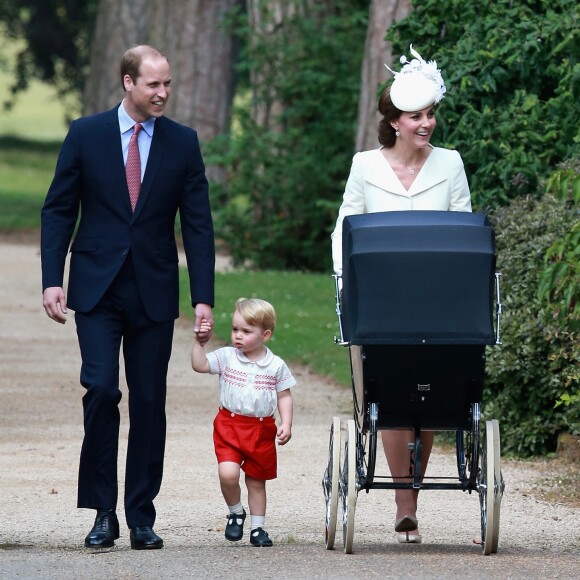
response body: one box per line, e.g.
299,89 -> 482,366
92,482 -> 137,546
482,420 -> 495,555
343,419 -> 357,554
325,416 -> 341,549
491,419 -> 502,553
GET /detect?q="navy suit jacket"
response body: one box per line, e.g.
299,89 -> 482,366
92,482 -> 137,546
41,106 -> 215,322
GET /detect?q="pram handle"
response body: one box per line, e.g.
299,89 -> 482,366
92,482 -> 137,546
332,274 -> 348,346
495,272 -> 502,345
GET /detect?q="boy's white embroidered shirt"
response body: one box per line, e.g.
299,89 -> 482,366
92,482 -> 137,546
207,347 -> 296,417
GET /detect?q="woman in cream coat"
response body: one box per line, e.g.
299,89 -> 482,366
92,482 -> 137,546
331,46 -> 472,543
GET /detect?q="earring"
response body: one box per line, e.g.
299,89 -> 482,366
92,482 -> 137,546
395,130 -> 400,137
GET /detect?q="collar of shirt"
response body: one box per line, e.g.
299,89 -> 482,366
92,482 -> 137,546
118,101 -> 155,138
118,102 -> 155,172
235,347 -> 274,367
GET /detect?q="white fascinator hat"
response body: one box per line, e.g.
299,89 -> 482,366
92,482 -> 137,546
385,45 -> 446,112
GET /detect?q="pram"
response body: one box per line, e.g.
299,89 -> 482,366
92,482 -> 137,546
322,210 -> 505,555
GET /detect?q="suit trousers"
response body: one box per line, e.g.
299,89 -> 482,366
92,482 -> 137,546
74,254 -> 174,528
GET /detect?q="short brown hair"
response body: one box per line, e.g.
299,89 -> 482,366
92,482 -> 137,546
120,45 -> 167,90
235,298 -> 277,333
377,85 -> 402,148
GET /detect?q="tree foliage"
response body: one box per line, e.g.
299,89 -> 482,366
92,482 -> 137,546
0,0 -> 97,118
207,0 -> 369,271
387,0 -> 580,210
213,0 -> 580,269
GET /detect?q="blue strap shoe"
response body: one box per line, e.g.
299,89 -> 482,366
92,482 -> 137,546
225,509 -> 246,541
250,527 -> 273,547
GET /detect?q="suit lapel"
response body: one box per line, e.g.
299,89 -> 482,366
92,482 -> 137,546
365,150 -> 408,197
407,149 -> 447,196
364,147 -> 447,197
103,107 -> 133,214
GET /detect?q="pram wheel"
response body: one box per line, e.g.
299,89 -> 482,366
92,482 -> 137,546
323,416 -> 342,550
341,419 -> 357,553
479,419 -> 504,554
490,419 -> 504,553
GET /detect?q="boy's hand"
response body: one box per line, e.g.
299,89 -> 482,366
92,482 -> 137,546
194,304 -> 213,345
194,319 -> 213,344
277,423 -> 292,445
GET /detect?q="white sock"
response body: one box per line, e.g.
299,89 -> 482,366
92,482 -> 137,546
227,501 -> 244,515
251,515 -> 265,530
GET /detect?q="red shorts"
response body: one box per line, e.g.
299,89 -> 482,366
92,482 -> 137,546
213,407 -> 277,480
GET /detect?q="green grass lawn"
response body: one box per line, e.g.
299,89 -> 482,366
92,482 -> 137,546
0,33 -> 67,230
0,137 -> 60,229
0,84 -> 69,141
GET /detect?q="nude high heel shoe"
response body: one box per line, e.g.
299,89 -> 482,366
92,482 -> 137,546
398,531 -> 422,544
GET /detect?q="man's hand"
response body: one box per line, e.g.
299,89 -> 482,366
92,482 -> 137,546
194,303 -> 213,345
43,287 -> 68,324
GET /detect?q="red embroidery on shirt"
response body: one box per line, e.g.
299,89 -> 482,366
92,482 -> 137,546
223,368 -> 247,388
254,374 -> 276,391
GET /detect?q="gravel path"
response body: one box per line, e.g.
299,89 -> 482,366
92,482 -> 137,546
0,241 -> 578,579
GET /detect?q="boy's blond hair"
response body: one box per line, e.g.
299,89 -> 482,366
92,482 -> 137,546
235,298 -> 276,333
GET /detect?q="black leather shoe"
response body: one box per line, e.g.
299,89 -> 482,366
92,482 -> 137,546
130,526 -> 164,550
84,510 -> 120,548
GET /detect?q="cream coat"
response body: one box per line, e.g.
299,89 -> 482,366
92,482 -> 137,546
331,146 -> 472,274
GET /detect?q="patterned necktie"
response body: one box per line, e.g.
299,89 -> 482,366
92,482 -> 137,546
126,123 -> 143,211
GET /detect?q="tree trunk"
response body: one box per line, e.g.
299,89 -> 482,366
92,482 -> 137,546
247,0 -> 290,130
82,0 -> 152,116
246,0 -> 313,130
149,0 -> 239,142
148,0 -> 241,182
355,0 -> 412,152
83,0 -> 240,183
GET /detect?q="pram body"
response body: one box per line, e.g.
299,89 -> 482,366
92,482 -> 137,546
322,210 -> 504,555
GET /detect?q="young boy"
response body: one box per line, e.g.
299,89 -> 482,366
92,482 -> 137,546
191,298 -> 295,547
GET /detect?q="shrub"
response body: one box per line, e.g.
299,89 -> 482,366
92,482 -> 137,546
538,160 -> 580,324
485,193 -> 579,456
537,160 -> 580,425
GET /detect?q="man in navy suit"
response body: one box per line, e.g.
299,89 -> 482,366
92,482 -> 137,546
41,45 -> 215,550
